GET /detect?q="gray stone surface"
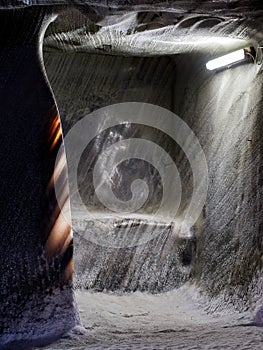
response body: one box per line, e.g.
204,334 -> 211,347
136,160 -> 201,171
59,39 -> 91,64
173,53 -> 263,309
43,6 -> 262,309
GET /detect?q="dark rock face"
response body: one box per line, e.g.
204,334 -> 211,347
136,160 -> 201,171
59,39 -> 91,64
0,8 -> 79,349
1,1 -> 263,17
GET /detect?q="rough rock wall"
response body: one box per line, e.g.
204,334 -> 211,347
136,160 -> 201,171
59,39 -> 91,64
173,53 -> 263,309
43,51 -> 197,292
1,1 -> 263,17
0,2 -> 262,347
0,9 -> 79,349
44,20 -> 262,305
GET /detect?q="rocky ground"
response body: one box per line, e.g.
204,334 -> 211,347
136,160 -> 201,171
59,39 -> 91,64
32,284 -> 263,349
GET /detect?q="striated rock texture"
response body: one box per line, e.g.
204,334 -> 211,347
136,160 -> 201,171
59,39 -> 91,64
0,1 -> 262,347
173,53 -> 263,309
43,51 -> 197,292
43,4 -> 263,309
0,8 -> 79,349
44,8 -> 263,56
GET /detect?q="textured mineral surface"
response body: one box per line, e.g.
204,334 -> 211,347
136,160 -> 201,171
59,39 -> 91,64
0,1 -> 262,349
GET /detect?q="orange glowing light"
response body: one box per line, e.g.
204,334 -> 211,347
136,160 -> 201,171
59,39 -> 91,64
49,113 -> 63,151
45,110 -> 73,283
50,126 -> 62,150
45,207 -> 72,259
48,115 -> 60,139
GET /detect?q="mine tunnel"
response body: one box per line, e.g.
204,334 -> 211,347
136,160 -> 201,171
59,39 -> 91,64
0,1 -> 262,349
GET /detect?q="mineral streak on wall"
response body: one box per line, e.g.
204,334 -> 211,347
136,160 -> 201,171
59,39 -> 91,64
0,8 -> 78,349
45,110 -> 73,270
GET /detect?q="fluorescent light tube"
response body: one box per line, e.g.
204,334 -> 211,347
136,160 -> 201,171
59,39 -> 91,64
206,49 -> 246,70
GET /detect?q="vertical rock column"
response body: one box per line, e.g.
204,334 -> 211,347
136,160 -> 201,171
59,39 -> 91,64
0,8 -> 78,348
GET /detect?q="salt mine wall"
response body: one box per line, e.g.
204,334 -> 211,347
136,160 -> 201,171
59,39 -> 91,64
43,52 -> 191,293
173,54 -> 263,308
0,9 -> 79,349
0,1 -> 262,349
43,46 -> 262,305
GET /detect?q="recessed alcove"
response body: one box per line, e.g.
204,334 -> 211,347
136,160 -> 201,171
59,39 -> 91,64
40,7 -> 263,348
